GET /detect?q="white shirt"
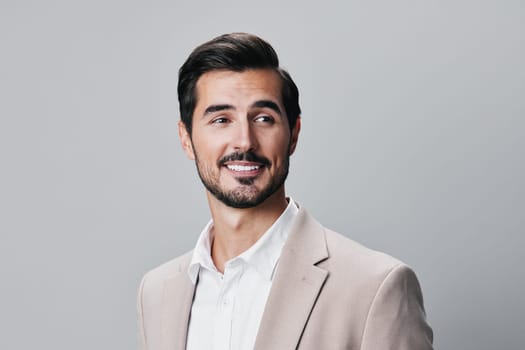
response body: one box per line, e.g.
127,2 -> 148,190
186,199 -> 299,350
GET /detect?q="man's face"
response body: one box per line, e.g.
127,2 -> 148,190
178,69 -> 300,208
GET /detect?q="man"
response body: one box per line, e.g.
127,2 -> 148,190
137,33 -> 433,350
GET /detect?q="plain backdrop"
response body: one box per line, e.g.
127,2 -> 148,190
1,0 -> 523,349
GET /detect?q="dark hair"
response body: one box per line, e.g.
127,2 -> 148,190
178,33 -> 301,134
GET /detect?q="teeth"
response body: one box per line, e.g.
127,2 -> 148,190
226,164 -> 260,172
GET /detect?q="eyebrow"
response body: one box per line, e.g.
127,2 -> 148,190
203,104 -> 235,116
202,100 -> 282,118
251,100 -> 282,115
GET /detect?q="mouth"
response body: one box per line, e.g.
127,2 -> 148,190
223,161 -> 265,177
218,151 -> 270,179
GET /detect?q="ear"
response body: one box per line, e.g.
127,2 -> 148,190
289,116 -> 301,155
178,120 -> 195,160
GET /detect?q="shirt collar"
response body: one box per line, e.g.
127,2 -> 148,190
187,219 -> 215,284
187,198 -> 299,284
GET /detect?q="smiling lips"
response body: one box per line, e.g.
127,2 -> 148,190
224,162 -> 264,177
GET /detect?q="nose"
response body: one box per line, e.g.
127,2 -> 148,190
233,120 -> 258,152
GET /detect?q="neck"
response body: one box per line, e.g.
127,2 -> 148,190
206,187 -> 288,273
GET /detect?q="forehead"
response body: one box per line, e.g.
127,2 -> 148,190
195,69 -> 283,105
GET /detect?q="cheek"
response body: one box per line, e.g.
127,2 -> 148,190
266,143 -> 291,164
193,138 -> 229,163
272,132 -> 292,152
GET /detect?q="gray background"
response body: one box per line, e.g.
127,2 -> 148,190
1,0 -> 523,349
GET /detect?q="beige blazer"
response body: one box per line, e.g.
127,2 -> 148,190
137,207 -> 433,350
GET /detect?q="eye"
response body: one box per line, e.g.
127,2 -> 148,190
254,115 -> 275,123
211,117 -> 229,124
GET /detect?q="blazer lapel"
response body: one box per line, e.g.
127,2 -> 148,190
254,208 -> 329,350
161,255 -> 195,350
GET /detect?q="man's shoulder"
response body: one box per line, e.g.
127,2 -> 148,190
311,223 -> 410,290
294,206 -> 406,275
141,250 -> 193,287
323,227 -> 403,271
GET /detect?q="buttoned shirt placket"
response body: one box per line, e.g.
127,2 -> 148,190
211,259 -> 243,350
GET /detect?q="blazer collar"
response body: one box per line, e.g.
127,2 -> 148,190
254,206 -> 329,350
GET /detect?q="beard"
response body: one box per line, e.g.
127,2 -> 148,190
193,149 -> 290,209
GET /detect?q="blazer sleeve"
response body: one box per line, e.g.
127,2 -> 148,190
360,264 -> 434,350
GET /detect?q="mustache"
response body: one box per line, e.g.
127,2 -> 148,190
218,151 -> 271,166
